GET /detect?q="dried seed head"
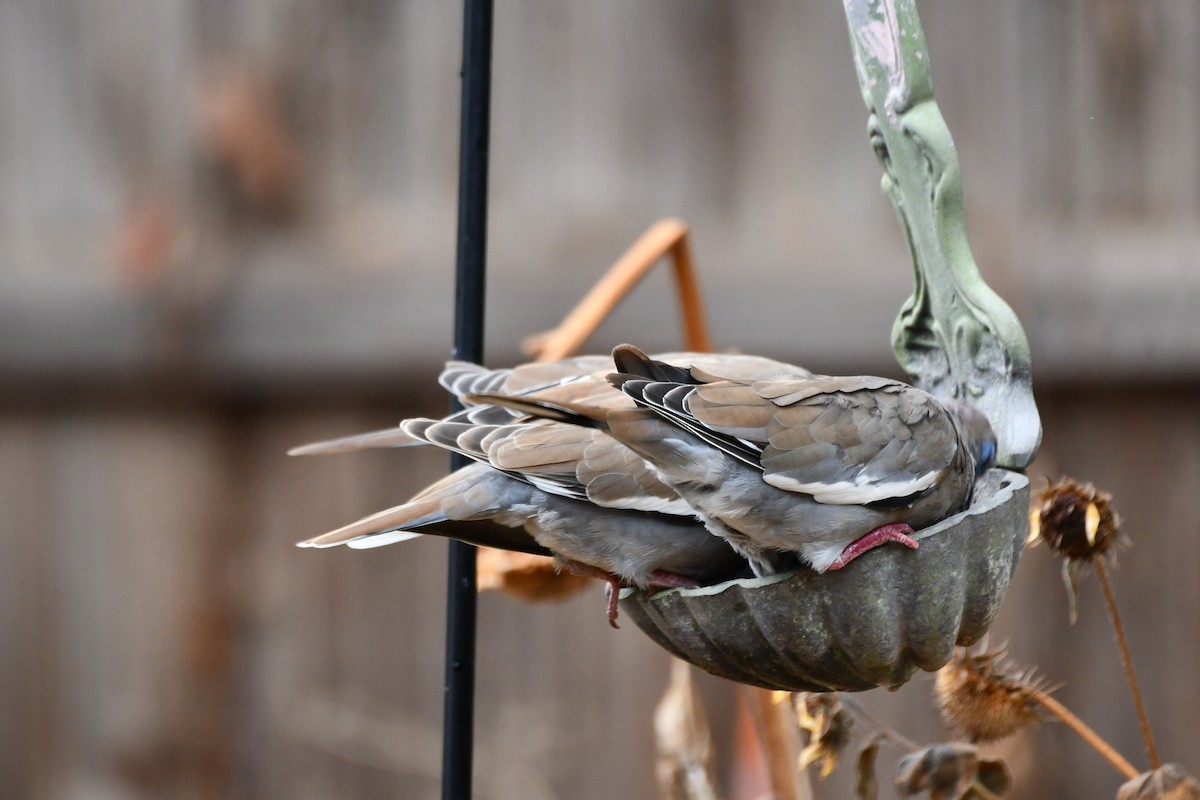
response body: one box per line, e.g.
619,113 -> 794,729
794,692 -> 853,779
1028,477 -> 1120,561
935,644 -> 1045,743
894,743 -> 1011,799
1117,765 -> 1200,800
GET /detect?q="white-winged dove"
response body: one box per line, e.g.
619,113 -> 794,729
483,344 -> 997,576
292,351 -> 810,624
294,345 -> 996,617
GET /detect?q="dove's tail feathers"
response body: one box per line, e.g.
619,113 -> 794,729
298,465 -> 554,556
288,426 -> 424,456
462,393 -> 608,429
299,502 -> 551,555
298,496 -> 447,548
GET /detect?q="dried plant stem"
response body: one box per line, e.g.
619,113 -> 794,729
1031,689 -> 1137,779
745,687 -> 806,800
837,695 -> 919,753
1093,555 -> 1161,770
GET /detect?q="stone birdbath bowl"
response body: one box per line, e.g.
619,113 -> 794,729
621,470 -> 1028,692
619,0 -> 1042,693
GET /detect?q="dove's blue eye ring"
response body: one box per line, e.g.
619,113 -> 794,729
979,439 -> 996,469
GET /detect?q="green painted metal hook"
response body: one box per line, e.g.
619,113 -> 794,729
842,0 -> 1041,469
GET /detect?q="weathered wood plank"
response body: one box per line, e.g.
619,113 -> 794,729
3,2 -> 1200,798
0,418 -> 57,799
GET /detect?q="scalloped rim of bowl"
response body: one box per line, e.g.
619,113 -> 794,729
619,468 -> 1028,602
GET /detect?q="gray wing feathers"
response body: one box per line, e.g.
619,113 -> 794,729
754,384 -> 958,503
616,365 -> 961,506
440,357 -> 614,400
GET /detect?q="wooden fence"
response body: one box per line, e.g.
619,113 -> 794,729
2,2 -> 1198,798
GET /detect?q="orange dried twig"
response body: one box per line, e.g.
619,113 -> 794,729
479,218 -> 713,598
522,218 -> 712,361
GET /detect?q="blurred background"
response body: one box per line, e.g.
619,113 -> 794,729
2,1 -> 1198,798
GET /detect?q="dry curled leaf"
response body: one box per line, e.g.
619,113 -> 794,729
895,743 -> 976,800
855,737 -> 882,800
795,692 -> 852,778
475,549 -> 590,601
935,644 -> 1045,743
1118,765 -> 1200,800
894,743 -> 1010,800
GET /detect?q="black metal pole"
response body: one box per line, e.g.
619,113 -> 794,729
443,0 -> 492,798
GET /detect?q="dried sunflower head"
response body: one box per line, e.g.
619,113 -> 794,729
1028,477 -> 1126,621
1028,477 -> 1121,561
934,644 -> 1045,743
794,692 -> 853,779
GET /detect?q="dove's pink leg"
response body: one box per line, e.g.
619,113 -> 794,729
646,570 -> 701,590
559,561 -> 701,628
602,577 -> 622,629
604,571 -> 698,627
560,560 -> 627,628
827,523 -> 918,570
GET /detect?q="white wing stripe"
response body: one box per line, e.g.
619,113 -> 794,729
763,470 -> 940,505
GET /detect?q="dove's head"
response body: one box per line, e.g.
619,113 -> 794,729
945,400 -> 998,476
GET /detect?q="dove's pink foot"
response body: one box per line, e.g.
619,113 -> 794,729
827,523 -> 918,570
560,560 -> 627,629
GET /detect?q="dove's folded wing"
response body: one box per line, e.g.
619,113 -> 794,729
620,374 -> 961,506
